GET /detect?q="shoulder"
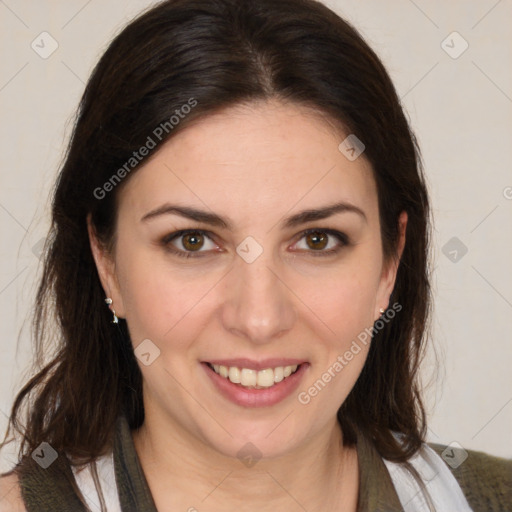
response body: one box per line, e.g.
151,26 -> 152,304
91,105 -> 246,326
0,471 -> 27,512
427,441 -> 512,512
5,452 -> 90,512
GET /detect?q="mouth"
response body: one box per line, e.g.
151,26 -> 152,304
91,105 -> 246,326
206,362 -> 302,389
201,360 -> 309,408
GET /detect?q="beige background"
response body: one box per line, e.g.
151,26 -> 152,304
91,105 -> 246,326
1,0 -> 511,472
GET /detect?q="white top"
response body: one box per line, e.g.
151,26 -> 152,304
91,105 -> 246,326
72,451 -> 122,512
382,441 -> 474,512
71,439 -> 474,511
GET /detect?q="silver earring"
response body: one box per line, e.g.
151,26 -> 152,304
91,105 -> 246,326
104,298 -> 119,324
379,308 -> 385,314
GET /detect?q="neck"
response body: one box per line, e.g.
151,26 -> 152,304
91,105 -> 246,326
131,407 -> 359,512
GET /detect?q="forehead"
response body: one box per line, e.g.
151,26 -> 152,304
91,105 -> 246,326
117,100 -> 379,226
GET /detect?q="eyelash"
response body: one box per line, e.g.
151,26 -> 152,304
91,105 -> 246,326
161,228 -> 349,259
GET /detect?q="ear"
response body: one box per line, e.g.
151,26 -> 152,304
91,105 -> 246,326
374,210 -> 407,320
87,214 -> 126,319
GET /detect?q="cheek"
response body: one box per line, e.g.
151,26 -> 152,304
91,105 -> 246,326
303,262 -> 381,337
295,271 -> 377,415
115,247 -> 210,346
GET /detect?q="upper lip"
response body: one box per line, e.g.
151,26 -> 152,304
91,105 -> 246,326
204,358 -> 307,371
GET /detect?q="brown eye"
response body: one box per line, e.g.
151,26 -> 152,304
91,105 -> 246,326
305,231 -> 329,250
293,228 -> 349,257
181,232 -> 205,251
162,229 -> 217,258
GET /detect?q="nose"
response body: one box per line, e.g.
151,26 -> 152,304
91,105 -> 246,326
220,248 -> 296,345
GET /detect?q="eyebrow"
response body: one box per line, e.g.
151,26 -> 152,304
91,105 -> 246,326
140,201 -> 367,229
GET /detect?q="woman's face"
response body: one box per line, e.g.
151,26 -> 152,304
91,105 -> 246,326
91,100 -> 406,459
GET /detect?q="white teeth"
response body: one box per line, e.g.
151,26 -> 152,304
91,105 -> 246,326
228,366 -> 241,383
210,363 -> 301,388
273,366 -> 284,383
257,368 -> 275,387
240,369 -> 257,386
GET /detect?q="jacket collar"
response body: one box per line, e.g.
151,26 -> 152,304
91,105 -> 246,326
113,414 -> 404,511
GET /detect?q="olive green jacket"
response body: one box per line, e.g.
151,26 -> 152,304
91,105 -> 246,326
16,415 -> 512,511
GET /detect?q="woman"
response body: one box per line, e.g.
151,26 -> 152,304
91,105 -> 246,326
1,0 -> 510,510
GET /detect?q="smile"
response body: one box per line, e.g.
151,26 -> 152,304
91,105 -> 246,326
208,363 -> 300,389
202,360 -> 309,407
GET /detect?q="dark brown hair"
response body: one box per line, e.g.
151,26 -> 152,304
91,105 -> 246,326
2,0 -> 434,502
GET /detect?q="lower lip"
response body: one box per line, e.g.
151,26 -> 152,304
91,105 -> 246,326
202,362 -> 308,408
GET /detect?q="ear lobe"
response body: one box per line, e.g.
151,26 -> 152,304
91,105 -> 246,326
375,211 -> 408,318
87,214 -> 125,318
